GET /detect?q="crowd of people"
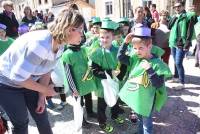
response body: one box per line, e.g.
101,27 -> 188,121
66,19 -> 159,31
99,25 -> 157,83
0,0 -> 199,134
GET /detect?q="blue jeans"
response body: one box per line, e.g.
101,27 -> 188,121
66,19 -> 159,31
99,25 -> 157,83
171,47 -> 186,84
0,83 -> 53,134
137,114 -> 153,134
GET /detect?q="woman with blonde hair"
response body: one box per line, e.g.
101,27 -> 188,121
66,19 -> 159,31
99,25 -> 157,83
21,6 -> 37,25
151,10 -> 171,64
0,9 -> 84,134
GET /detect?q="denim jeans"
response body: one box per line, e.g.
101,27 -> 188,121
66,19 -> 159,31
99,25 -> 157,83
195,43 -> 200,64
171,47 -> 186,84
0,83 -> 53,134
137,114 -> 153,134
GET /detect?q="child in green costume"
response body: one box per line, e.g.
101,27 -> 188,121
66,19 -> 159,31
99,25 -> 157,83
85,17 -> 101,46
62,43 -> 98,128
0,23 -> 14,56
117,25 -> 172,134
112,26 -> 123,48
90,20 -> 125,133
117,17 -> 130,38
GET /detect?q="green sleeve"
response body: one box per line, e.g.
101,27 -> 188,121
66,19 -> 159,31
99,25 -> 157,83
152,59 -> 172,78
62,50 -> 71,65
90,48 -> 102,66
87,39 -> 100,57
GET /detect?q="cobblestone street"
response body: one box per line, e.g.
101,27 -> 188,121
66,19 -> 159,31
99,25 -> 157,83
25,56 -> 200,134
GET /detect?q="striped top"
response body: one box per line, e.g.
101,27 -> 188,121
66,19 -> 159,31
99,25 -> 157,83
0,30 -> 64,87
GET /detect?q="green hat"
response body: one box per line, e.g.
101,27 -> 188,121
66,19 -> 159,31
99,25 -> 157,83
117,17 -> 129,23
101,20 -> 119,30
92,17 -> 101,24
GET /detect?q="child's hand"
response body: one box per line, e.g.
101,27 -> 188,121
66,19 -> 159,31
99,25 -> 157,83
124,33 -> 134,44
112,70 -> 120,77
72,90 -> 79,97
140,60 -> 151,70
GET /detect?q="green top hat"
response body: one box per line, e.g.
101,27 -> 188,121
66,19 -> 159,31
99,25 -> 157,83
117,17 -> 129,23
92,17 -> 101,24
101,20 -> 119,30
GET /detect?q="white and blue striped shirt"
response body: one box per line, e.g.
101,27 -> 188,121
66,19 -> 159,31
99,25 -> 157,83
0,30 -> 64,87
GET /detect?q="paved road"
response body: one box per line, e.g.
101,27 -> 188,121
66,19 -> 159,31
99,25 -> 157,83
7,56 -> 200,134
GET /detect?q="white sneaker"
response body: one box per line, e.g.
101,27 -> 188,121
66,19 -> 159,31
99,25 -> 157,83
172,83 -> 185,90
167,78 -> 180,83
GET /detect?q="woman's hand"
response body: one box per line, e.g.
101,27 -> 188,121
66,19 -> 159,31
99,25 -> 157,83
35,94 -> 46,114
43,84 -> 58,97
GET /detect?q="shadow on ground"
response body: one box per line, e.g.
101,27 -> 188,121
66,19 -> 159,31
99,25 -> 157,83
153,87 -> 200,134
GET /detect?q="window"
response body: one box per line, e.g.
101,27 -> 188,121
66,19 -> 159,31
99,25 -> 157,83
143,0 -> 152,8
45,0 -> 48,4
105,1 -> 113,15
19,5 -> 21,11
38,0 -> 41,5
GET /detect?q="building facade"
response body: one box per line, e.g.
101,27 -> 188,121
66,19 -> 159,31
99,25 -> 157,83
95,0 -> 132,21
131,0 -> 200,15
0,0 -> 95,21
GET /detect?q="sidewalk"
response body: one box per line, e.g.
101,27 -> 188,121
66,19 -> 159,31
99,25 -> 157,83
26,56 -> 200,134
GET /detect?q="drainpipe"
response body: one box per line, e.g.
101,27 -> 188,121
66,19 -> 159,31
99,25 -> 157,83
119,0 -> 121,17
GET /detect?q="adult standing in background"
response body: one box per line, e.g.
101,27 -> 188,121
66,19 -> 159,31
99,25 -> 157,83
144,6 -> 154,27
0,0 -> 19,39
151,10 -> 171,64
21,6 -> 37,26
130,6 -> 149,31
168,1 -> 197,90
0,9 -> 85,134
150,4 -> 159,22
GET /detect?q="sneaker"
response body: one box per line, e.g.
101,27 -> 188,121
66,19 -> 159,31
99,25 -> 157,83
172,83 -> 185,90
167,78 -> 180,83
82,119 -> 91,129
112,116 -> 124,124
87,112 -> 97,118
56,102 -> 67,110
99,123 -> 114,133
46,99 -> 55,109
195,63 -> 199,67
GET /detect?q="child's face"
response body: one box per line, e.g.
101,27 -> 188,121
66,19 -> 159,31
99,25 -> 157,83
160,15 -> 168,23
0,29 -> 6,39
122,25 -> 129,36
115,34 -> 121,42
92,24 -> 100,34
133,40 -> 152,58
100,31 -> 114,48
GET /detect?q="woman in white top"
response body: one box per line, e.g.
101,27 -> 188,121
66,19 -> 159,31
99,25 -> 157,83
0,9 -> 84,134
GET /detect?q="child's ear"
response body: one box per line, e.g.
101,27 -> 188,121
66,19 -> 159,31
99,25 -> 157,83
112,33 -> 115,40
147,39 -> 152,49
